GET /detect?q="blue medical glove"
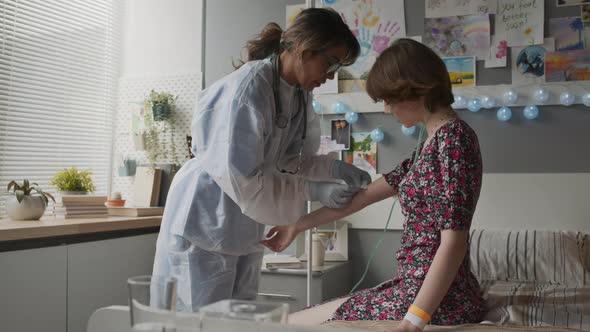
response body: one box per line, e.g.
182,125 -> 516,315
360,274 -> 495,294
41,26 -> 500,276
331,160 -> 372,188
308,181 -> 359,209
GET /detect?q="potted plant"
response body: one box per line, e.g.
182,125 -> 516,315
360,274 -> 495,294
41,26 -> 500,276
51,167 -> 96,195
6,180 -> 56,220
142,90 -> 183,167
145,89 -> 177,122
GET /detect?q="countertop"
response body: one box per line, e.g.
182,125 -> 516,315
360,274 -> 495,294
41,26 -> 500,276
0,215 -> 162,242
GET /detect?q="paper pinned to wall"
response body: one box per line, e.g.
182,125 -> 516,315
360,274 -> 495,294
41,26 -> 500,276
557,0 -> 590,6
286,4 -> 304,27
495,0 -> 544,46
485,35 -> 508,68
342,132 -> 378,176
423,14 -> 491,60
549,17 -> 584,51
511,38 -> 555,84
325,0 -> 406,93
443,56 -> 476,87
545,48 -> 590,82
425,0 -> 497,18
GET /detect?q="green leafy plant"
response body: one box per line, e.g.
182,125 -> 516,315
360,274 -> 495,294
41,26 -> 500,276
7,179 -> 56,206
142,89 -> 183,167
51,167 -> 96,193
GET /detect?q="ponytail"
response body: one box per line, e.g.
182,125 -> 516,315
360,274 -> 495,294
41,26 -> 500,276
234,23 -> 282,69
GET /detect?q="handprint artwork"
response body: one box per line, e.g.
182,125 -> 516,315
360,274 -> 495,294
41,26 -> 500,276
327,0 -> 406,92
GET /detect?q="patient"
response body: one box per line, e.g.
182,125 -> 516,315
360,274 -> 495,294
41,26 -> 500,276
261,38 -> 485,331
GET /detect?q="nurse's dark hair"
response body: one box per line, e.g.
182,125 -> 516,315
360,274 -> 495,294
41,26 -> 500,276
366,38 -> 454,112
234,8 -> 359,68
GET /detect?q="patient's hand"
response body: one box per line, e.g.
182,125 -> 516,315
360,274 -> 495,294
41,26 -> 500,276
388,319 -> 422,332
260,223 -> 299,252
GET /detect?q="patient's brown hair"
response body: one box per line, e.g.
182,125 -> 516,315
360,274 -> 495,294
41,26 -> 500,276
366,38 -> 454,112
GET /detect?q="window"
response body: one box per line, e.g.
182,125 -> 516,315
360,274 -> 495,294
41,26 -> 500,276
0,0 -> 122,216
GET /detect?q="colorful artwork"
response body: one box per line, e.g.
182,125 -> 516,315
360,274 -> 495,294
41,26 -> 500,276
326,0 -> 406,93
423,14 -> 491,60
495,0 -> 544,46
558,0 -> 590,6
342,132 -> 377,175
511,38 -> 555,84
549,17 -> 584,51
425,0 -> 496,18
545,49 -> 590,82
442,56 -> 476,87
485,35 -> 508,68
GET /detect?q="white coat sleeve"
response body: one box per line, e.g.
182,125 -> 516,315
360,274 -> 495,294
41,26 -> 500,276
200,99 -> 312,226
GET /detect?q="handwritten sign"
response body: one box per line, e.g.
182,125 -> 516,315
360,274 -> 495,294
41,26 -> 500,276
425,0 -> 496,18
495,0 -> 544,46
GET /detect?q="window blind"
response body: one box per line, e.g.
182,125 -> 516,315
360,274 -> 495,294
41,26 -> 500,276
0,0 -> 122,217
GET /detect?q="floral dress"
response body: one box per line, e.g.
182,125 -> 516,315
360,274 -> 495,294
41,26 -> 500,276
331,118 -> 485,325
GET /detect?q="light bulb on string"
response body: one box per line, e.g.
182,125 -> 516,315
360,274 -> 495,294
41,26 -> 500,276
496,106 -> 512,122
523,105 -> 539,120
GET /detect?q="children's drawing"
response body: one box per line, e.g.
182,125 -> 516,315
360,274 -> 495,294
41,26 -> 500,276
326,0 -> 406,92
511,38 -> 555,84
423,14 -> 491,60
442,56 -> 476,87
342,132 -> 377,175
549,17 -> 584,51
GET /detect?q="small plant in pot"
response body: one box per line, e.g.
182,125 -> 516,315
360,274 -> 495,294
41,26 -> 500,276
51,167 -> 96,195
6,180 -> 56,220
145,89 -> 177,122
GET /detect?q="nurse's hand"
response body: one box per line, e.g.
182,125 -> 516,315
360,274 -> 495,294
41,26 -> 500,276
308,181 -> 359,209
331,160 -> 372,188
260,223 -> 299,252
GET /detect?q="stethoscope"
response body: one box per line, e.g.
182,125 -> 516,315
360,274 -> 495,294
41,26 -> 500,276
271,54 -> 307,174
272,54 -> 306,137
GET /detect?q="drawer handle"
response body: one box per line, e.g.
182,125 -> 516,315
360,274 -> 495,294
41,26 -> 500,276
258,292 -> 293,299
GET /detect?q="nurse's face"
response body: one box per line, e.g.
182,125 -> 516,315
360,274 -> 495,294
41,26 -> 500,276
296,44 -> 348,91
384,98 -> 425,128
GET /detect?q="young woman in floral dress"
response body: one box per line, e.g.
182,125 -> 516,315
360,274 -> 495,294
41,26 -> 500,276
261,38 -> 485,331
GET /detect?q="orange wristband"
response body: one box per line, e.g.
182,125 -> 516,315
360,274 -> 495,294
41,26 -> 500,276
408,304 -> 431,324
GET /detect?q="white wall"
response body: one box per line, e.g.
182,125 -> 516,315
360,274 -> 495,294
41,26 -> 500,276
121,0 -> 203,78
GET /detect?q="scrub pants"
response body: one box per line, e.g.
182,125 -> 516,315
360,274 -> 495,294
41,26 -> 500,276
153,234 -> 264,312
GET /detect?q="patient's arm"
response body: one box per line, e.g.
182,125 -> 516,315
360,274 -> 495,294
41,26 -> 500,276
261,177 -> 395,252
409,230 -> 469,321
297,176 -> 394,231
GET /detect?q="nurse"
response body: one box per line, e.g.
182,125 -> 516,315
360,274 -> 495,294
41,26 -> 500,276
152,8 -> 370,312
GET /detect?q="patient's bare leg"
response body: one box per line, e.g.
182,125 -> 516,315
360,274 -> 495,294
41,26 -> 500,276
288,296 -> 350,326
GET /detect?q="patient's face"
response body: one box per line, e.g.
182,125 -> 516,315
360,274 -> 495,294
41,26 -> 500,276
384,98 -> 424,127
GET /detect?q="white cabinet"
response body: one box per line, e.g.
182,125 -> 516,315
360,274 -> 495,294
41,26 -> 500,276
67,233 -> 158,332
0,232 -> 158,332
258,261 -> 352,313
0,246 -> 67,332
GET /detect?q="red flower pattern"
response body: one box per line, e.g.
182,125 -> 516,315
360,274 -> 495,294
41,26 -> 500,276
330,119 -> 485,325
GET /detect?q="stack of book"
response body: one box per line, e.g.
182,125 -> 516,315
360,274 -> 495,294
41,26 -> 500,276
51,195 -> 108,219
107,206 -> 164,217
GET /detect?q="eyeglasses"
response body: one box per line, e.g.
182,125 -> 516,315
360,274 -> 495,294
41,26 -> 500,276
319,52 -> 343,74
